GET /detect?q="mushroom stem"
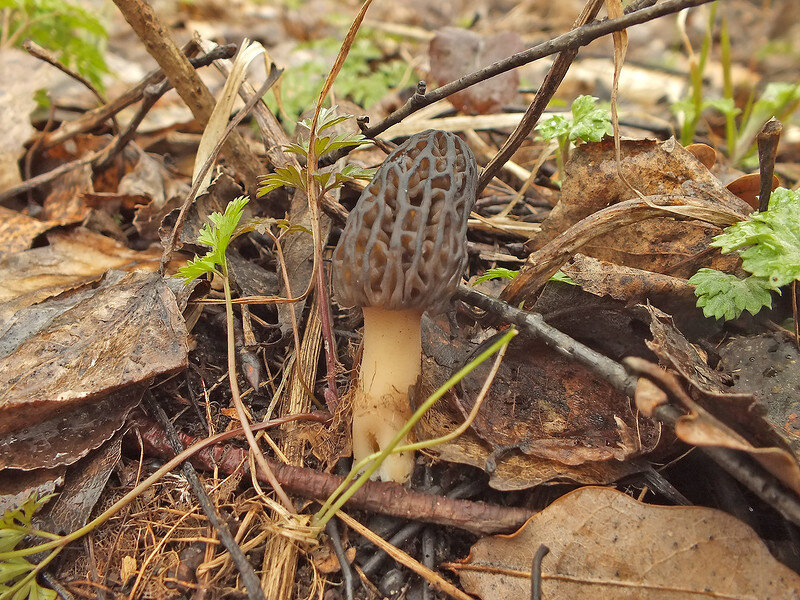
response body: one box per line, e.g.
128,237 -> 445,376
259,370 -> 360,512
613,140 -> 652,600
353,306 -> 422,482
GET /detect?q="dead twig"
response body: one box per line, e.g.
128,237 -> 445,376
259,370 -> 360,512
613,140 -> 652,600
23,39 -> 117,132
40,42 -> 234,149
132,418 -> 535,535
111,0 -> 262,192
757,117 -> 782,212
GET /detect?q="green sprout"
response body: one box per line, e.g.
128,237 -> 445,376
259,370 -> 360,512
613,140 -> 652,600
536,95 -> 612,180
689,187 -> 800,321
258,106 -> 375,198
0,494 -> 58,600
473,267 -> 578,286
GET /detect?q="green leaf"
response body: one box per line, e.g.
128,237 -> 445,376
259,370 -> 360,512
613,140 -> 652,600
568,95 -> 613,143
710,187 -> 800,288
258,166 -> 307,195
549,270 -> 578,285
688,268 -> 774,321
175,197 -> 249,283
536,114 -> 570,141
473,267 -> 519,285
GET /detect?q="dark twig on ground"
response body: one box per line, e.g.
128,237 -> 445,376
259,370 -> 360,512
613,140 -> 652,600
146,395 -> 267,600
321,0 -> 715,165
132,418 -> 535,535
326,521 -> 355,600
530,545 -> 550,600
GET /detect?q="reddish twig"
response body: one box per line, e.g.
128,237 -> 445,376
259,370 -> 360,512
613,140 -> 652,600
132,418 -> 535,535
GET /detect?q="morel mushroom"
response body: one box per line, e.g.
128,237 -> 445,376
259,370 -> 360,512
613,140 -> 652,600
332,130 -> 478,482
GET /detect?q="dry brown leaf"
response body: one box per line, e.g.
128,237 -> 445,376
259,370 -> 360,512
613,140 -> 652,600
428,27 -> 522,115
726,172 -> 780,210
0,270 -> 187,436
416,314 -> 657,489
532,138 -> 751,278
454,486 -> 800,599
0,227 -> 160,330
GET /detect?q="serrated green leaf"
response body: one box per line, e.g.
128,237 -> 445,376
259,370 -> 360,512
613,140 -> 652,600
0,558 -> 33,584
688,268 -> 774,320
569,95 -> 612,143
473,267 -> 519,285
536,114 -> 570,141
258,166 -> 307,195
175,197 -> 249,283
711,187 -> 800,288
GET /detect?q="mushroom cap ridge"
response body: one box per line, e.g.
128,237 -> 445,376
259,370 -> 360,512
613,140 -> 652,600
332,130 -> 478,313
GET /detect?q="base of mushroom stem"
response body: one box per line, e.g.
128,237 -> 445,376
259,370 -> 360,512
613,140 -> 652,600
352,389 -> 415,483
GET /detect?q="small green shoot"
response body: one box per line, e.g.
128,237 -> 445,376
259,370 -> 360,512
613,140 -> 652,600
473,267 -> 578,286
536,95 -> 612,178
258,106 -> 375,197
690,187 -> 800,320
0,0 -> 109,91
0,494 -> 58,600
176,196 -> 249,283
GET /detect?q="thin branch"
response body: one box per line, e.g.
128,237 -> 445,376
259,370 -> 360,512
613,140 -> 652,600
477,0 -> 603,192
322,0 -> 715,165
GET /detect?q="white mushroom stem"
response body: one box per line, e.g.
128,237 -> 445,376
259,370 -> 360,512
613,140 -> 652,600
353,306 -> 422,483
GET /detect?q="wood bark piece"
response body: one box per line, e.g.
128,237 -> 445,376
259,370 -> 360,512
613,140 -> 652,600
111,0 -> 262,192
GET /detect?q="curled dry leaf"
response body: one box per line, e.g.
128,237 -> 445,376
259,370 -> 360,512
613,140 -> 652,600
532,138 -> 752,277
641,306 -> 800,495
429,27 -> 522,115
454,486 -> 800,600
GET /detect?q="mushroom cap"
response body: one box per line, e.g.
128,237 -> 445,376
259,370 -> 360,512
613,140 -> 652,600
332,129 -> 478,313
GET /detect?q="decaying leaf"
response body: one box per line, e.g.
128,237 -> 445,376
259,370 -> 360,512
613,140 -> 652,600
0,269 -> 187,436
454,487 -> 800,599
416,314 -> 658,489
533,138 -> 752,277
0,228 -> 160,331
429,27 -> 522,115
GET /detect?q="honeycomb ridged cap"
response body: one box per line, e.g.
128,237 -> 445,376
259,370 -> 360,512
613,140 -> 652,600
332,130 -> 477,313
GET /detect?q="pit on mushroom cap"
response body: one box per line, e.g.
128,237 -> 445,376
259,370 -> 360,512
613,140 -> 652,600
332,129 -> 478,482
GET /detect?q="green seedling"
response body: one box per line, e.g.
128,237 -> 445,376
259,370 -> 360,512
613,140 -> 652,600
473,266 -> 578,286
0,0 -> 108,91
672,6 -> 800,164
0,494 -> 58,600
690,187 -> 800,321
258,106 -> 375,198
536,94 -> 613,180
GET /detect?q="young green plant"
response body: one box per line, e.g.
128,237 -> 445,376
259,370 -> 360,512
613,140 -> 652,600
536,94 -> 612,181
689,187 -> 800,323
